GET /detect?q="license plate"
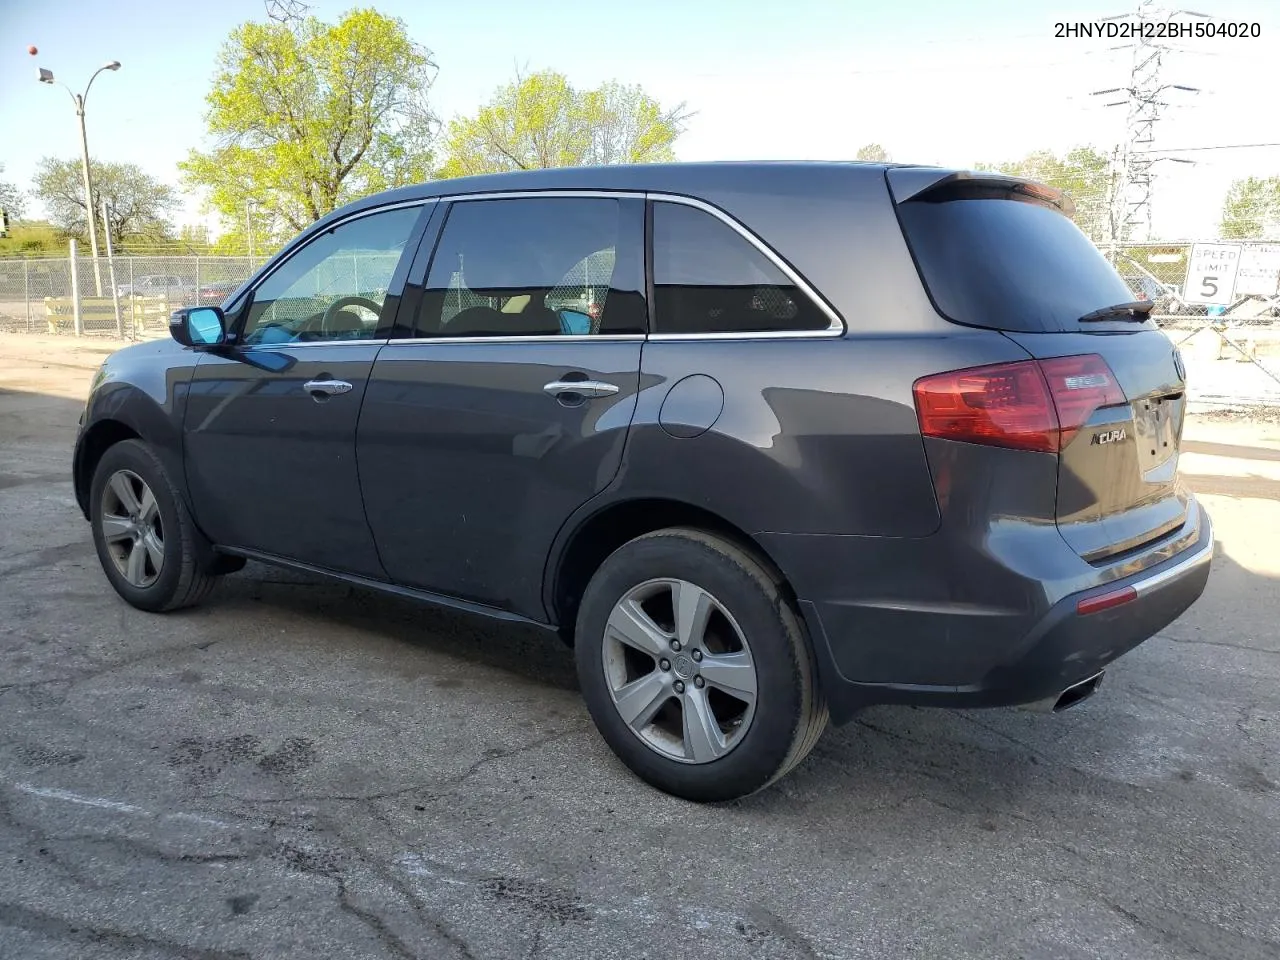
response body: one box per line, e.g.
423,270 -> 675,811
1135,396 -> 1179,472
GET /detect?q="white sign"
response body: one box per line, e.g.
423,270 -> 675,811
1183,242 -> 1242,306
1235,243 -> 1280,297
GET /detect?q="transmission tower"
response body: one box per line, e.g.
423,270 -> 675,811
1092,1 -> 1204,246
265,0 -> 310,26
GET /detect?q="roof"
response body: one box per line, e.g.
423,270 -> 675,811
323,160 -> 934,223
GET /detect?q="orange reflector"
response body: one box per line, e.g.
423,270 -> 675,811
1077,586 -> 1137,616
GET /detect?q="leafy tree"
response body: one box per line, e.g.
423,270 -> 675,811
208,209 -> 288,258
1219,176 -> 1280,239
0,164 -> 26,221
855,143 -> 890,162
976,146 -> 1113,244
438,69 -> 690,178
181,8 -> 438,236
32,157 -> 178,244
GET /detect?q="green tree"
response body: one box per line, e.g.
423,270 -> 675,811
1219,176 -> 1280,239
439,69 -> 690,178
0,164 -> 26,221
32,157 -> 178,244
181,8 -> 438,236
976,146 -> 1113,243
855,143 -> 890,162
208,206 -> 288,258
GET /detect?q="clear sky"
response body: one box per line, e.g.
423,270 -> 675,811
1,0 -> 1278,238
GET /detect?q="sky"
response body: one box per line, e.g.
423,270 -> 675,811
1,0 -> 1278,239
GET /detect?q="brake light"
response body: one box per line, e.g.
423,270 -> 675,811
913,354 -> 1126,453
914,360 -> 1057,452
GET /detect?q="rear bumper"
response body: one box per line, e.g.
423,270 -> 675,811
767,501 -> 1213,724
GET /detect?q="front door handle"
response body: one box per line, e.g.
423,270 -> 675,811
543,379 -> 619,399
304,379 -> 353,398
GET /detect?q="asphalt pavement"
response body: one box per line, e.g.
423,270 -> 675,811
1,334 -> 1278,960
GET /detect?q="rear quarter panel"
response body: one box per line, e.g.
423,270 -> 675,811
595,331 -> 1035,538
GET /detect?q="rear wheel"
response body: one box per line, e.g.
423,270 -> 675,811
575,528 -> 827,802
89,439 -> 220,612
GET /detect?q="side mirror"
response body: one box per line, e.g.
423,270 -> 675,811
170,306 -> 226,348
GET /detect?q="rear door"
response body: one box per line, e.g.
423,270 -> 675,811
890,171 -> 1190,563
357,194 -> 648,617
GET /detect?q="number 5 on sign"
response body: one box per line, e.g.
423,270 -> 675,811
1183,242 -> 1242,306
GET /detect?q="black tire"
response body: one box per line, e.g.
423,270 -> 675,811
575,527 -> 828,802
89,439 -> 219,612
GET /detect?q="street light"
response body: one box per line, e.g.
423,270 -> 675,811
37,59 -> 121,296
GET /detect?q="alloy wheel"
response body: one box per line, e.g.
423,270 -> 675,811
601,578 -> 758,764
100,469 -> 165,588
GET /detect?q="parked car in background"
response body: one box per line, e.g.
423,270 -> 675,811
1122,274 -> 1167,303
72,162 -> 1213,802
1121,274 -> 1212,319
116,274 -> 194,302
194,279 -> 243,305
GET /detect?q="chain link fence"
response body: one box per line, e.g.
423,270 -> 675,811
1,242 -> 1276,365
0,255 -> 260,338
1111,242 -> 1278,322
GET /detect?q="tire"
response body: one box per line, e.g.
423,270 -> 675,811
575,527 -> 828,802
89,439 -> 219,612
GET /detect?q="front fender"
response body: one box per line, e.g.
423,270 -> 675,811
73,339 -> 200,519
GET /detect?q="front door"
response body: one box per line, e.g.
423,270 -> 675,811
183,202 -> 429,577
358,195 -> 648,617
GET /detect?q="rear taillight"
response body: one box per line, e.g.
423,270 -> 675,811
914,354 -> 1126,454
1038,354 -> 1127,448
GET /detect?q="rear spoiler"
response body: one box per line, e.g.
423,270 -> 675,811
885,168 -> 1076,217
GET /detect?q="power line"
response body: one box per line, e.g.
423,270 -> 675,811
1134,143 -> 1280,154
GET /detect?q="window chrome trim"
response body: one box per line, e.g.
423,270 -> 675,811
239,337 -> 392,350
383,334 -> 647,346
644,192 -> 846,340
436,189 -> 642,202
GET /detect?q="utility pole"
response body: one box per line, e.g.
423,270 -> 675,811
74,95 -> 103,296
246,200 -> 256,261
1091,1 -> 1204,246
37,59 -> 122,297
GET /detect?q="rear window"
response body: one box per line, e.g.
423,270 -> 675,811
896,194 -> 1137,332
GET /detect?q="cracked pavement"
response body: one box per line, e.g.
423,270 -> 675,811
1,334 -> 1278,959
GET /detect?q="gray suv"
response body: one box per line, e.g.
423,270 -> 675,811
72,162 -> 1214,801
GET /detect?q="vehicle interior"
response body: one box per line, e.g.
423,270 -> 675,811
422,246 -> 619,338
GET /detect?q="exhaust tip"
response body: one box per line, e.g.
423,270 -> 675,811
1053,672 -> 1104,712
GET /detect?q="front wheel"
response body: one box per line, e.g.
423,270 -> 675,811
575,528 -> 828,802
89,439 -> 220,612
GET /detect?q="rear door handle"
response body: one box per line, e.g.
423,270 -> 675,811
304,379 -> 353,397
543,379 -> 620,399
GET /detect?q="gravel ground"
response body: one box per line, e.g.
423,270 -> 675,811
1,335 -> 1277,960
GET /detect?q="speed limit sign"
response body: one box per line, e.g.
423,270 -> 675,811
1183,242 -> 1242,306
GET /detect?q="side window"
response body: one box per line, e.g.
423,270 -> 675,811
651,201 -> 832,335
241,205 -> 421,345
416,197 -> 645,338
